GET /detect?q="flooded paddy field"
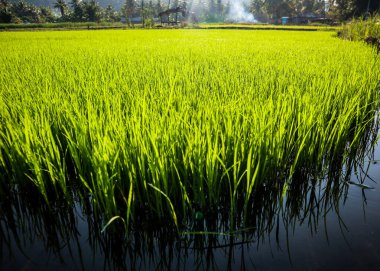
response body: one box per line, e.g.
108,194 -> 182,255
1,29 -> 379,270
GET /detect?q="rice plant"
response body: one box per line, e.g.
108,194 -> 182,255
0,29 -> 379,231
339,14 -> 380,41
338,14 -> 380,52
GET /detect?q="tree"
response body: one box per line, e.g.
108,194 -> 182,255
352,0 -> 380,15
84,0 -> 101,22
206,0 -> 217,21
326,0 -> 380,20
123,0 -> 135,26
168,0 -> 178,9
216,0 -> 222,16
209,0 -> 215,14
250,0 -> 268,22
70,0 -> 85,21
146,0 -> 154,19
299,0 -> 325,15
0,0 -> 13,23
39,6 -> 55,22
249,0 -> 329,22
140,0 -> 144,26
264,0 -> 287,20
54,0 -> 68,17
104,4 -> 118,22
329,0 -> 355,20
155,0 -> 162,16
11,1 -> 41,23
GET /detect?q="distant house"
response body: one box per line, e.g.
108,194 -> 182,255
158,7 -> 188,25
281,13 -> 334,25
281,17 -> 290,25
120,17 -> 143,24
130,17 -> 143,24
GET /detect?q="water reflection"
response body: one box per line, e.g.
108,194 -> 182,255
1,131 -> 379,270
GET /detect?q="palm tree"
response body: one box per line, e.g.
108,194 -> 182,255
124,0 -> 135,26
70,0 -> 84,21
84,0 -> 101,22
0,0 -> 10,10
54,0 -> 67,17
0,0 -> 13,23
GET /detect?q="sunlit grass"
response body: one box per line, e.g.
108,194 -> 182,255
0,29 -> 379,230
339,14 -> 380,41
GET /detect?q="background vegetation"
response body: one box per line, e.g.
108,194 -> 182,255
339,14 -> 380,40
0,0 -> 378,24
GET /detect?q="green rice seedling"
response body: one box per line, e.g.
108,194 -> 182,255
0,29 -> 379,232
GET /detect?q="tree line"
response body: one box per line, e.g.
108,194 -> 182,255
0,0 -> 379,24
250,1 -> 379,22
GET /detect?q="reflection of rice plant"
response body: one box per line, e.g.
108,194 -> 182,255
0,30 -> 379,231
0,143 -> 375,270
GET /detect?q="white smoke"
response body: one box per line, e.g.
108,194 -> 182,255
226,0 -> 257,23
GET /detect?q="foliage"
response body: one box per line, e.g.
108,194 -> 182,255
122,0 -> 134,26
328,0 -> 380,21
104,4 -> 119,22
339,13 -> 380,41
1,0 -> 378,25
53,0 -> 67,18
338,14 -> 380,52
1,0 -> 54,23
84,0 -> 102,22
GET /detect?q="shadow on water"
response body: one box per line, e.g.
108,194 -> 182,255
1,122 -> 380,270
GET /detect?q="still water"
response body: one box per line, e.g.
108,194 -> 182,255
1,143 -> 380,271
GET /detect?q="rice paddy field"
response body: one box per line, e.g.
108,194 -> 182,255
0,29 -> 379,239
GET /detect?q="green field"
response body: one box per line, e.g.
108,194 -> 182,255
0,30 -> 379,230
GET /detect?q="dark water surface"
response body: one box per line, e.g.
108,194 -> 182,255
1,143 -> 380,271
